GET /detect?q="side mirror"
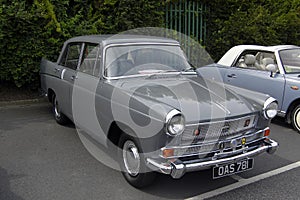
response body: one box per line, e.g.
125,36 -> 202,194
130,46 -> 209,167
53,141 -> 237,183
266,64 -> 277,77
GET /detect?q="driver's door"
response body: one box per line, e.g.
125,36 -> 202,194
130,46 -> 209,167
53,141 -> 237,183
225,50 -> 286,110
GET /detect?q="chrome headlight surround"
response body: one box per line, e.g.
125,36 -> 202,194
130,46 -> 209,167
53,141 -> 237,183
165,109 -> 185,136
263,97 -> 278,119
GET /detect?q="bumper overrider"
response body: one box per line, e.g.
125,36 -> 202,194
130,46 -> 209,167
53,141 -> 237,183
146,136 -> 278,179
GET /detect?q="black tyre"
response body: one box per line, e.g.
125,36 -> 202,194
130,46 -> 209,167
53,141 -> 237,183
291,105 -> 300,134
52,95 -> 69,125
118,134 -> 156,188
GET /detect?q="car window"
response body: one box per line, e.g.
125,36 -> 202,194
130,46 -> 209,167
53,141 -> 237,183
104,44 -> 190,77
59,43 -> 83,70
234,50 -> 278,72
279,48 -> 300,73
79,43 -> 100,76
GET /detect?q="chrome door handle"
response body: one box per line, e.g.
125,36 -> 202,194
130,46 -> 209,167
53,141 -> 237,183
54,68 -> 61,72
227,74 -> 237,78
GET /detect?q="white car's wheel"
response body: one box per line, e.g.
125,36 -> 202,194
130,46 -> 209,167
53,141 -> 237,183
118,134 -> 156,188
291,105 -> 300,134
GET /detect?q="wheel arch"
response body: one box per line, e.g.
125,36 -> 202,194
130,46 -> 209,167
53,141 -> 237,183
286,98 -> 300,123
106,121 -> 136,150
47,88 -> 56,103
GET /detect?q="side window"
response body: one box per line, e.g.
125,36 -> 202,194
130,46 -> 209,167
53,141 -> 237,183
59,43 -> 82,70
79,43 -> 100,76
234,50 -> 278,71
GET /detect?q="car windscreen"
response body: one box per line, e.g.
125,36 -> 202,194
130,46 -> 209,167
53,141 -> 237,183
279,48 -> 300,74
104,44 -> 191,77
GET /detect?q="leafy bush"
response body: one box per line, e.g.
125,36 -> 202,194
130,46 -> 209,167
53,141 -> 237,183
0,0 -> 166,89
1,0 -> 300,89
205,0 -> 300,60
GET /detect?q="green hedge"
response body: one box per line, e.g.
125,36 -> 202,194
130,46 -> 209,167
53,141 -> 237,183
1,0 -> 300,89
0,0 -> 166,89
205,0 -> 300,60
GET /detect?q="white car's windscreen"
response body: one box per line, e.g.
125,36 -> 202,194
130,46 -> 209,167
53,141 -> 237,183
280,48 -> 300,73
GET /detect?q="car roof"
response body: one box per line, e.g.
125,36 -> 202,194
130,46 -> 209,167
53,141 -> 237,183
229,45 -> 300,52
218,44 -> 300,66
66,34 -> 180,46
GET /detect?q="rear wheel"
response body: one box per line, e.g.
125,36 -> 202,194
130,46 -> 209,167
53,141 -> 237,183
291,105 -> 300,134
52,95 -> 69,125
118,134 -> 156,188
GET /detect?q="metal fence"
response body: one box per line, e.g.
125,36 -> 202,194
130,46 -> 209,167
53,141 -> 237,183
165,0 -> 207,44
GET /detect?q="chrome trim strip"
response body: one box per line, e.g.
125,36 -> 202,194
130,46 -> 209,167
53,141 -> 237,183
183,139 -> 278,173
160,127 -> 269,159
103,71 -> 197,80
277,110 -> 286,117
147,139 -> 278,179
185,114 -> 257,127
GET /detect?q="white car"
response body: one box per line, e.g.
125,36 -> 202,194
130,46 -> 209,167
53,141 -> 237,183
198,45 -> 300,133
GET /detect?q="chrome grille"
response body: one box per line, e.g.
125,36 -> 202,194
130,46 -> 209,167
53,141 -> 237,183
181,115 -> 257,144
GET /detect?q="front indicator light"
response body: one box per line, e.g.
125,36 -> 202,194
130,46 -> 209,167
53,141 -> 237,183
264,128 -> 270,137
162,149 -> 174,158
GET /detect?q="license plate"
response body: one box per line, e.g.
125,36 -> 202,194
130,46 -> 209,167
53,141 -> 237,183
213,158 -> 254,179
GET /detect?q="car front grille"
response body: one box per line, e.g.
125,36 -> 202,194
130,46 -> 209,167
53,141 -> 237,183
181,114 -> 257,145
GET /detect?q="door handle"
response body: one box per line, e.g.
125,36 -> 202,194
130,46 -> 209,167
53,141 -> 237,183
54,68 -> 61,72
227,74 -> 237,78
71,75 -> 78,81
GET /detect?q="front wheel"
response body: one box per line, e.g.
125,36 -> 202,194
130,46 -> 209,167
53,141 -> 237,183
291,105 -> 300,134
118,134 -> 156,188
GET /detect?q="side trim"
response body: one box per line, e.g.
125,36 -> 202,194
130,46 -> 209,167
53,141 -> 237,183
277,110 -> 286,117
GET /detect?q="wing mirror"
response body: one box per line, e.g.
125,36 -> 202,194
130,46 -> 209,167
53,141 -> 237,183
266,64 -> 277,77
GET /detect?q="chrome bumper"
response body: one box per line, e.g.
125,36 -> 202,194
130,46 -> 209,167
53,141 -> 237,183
147,139 -> 278,179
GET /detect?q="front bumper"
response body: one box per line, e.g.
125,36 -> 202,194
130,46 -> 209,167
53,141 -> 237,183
146,138 -> 278,179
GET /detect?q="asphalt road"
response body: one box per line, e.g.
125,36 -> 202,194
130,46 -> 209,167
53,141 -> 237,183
0,102 -> 299,200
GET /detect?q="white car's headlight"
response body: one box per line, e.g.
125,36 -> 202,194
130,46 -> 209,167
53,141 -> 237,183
263,97 -> 278,119
165,109 -> 185,136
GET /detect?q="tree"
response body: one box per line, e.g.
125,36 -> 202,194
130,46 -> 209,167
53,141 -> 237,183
205,0 -> 300,60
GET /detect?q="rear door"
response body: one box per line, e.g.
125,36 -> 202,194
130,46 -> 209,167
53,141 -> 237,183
57,42 -> 84,119
225,50 -> 286,109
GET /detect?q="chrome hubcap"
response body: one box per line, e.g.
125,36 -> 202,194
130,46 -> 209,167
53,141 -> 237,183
54,98 -> 61,118
122,140 -> 140,177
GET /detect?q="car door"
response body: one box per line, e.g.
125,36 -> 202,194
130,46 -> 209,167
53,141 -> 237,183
224,50 -> 286,110
70,43 -> 107,144
57,42 -> 84,119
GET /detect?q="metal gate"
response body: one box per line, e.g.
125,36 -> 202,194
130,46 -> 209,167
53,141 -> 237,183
165,0 -> 207,44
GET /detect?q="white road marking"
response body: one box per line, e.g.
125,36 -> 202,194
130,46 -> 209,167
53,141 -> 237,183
186,161 -> 300,200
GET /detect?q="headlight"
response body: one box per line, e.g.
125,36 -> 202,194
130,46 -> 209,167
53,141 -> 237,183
263,97 -> 278,119
165,109 -> 185,136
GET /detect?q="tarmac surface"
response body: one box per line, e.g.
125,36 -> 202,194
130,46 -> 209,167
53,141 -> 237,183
0,102 -> 299,200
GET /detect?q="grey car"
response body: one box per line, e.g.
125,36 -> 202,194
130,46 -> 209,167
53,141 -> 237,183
199,45 -> 300,133
40,35 -> 278,188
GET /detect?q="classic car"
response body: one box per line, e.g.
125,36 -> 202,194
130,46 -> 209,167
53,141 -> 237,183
198,45 -> 300,133
40,35 -> 278,188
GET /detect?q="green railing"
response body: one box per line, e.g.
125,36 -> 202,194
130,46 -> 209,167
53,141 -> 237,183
165,0 -> 207,44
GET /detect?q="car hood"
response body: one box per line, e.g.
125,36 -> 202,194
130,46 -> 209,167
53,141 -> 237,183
110,74 -> 256,123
